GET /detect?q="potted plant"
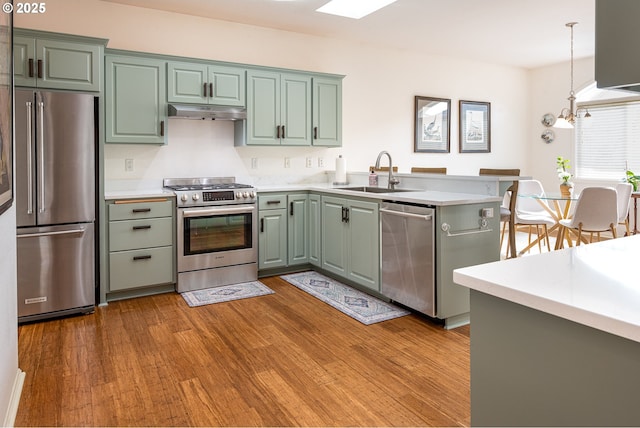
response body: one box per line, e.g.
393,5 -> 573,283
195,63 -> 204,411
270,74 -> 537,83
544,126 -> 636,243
556,156 -> 573,196
626,170 -> 640,191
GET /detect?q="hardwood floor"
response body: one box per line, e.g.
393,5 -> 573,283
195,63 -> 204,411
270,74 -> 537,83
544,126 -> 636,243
15,276 -> 471,427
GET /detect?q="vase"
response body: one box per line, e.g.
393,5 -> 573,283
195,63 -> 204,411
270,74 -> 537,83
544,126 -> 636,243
560,182 -> 573,197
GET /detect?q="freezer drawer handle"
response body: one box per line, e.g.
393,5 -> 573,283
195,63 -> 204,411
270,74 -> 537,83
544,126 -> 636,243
380,208 -> 432,221
132,225 -> 151,230
133,255 -> 152,261
17,228 -> 86,239
440,222 -> 492,237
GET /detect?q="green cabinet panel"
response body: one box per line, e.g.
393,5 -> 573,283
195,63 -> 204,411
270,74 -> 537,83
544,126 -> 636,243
105,55 -> 167,145
435,202 -> 500,320
288,194 -> 309,265
167,61 -> 245,106
312,77 -> 342,147
308,193 -> 321,267
109,217 -> 173,251
109,246 -> 174,292
14,33 -> 103,91
321,195 -> 379,291
258,208 -> 287,269
108,199 -> 173,220
246,70 -> 311,145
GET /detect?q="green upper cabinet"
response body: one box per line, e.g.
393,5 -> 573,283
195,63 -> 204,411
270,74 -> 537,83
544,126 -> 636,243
312,77 -> 342,147
14,31 -> 105,91
167,61 -> 245,106
246,70 -> 312,146
105,55 -> 168,145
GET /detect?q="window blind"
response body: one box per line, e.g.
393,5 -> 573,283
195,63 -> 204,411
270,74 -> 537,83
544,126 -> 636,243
576,101 -> 640,180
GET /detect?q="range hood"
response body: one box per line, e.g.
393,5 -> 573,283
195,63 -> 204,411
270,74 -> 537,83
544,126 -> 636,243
168,104 -> 247,120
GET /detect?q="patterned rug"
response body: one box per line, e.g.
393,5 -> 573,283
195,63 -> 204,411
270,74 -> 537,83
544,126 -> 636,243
281,271 -> 410,325
181,281 -> 274,307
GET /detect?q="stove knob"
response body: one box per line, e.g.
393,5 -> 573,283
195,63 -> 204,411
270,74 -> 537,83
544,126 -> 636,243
192,193 -> 200,201
235,192 -> 243,199
249,191 -> 256,199
181,194 -> 188,202
243,192 -> 250,198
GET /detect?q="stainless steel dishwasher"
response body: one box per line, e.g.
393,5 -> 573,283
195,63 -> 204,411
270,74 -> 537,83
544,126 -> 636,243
380,201 -> 436,317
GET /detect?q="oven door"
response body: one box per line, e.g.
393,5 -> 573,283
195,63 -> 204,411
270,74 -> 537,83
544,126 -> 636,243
177,204 -> 257,273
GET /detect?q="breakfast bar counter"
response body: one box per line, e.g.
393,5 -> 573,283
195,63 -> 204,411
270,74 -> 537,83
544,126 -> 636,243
453,235 -> 640,427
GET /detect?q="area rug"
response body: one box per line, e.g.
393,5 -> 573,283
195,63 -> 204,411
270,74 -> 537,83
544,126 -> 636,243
280,271 -> 410,325
181,281 -> 274,307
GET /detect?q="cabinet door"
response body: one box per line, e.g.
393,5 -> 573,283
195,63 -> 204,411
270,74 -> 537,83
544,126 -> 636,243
308,194 -> 321,266
105,56 -> 167,145
36,39 -> 101,91
281,73 -> 312,146
321,196 -> 347,276
312,77 -> 342,147
167,61 -> 208,104
346,199 -> 379,291
209,65 -> 246,107
288,194 -> 309,265
247,70 -> 280,145
13,36 -> 36,87
258,208 -> 287,269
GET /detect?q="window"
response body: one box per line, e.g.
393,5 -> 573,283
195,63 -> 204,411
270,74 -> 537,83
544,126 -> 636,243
575,90 -> 640,180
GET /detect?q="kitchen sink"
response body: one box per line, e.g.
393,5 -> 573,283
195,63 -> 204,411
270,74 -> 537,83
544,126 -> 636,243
336,186 -> 414,193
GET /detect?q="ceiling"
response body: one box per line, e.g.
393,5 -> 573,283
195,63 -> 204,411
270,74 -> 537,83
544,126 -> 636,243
101,0 -> 596,69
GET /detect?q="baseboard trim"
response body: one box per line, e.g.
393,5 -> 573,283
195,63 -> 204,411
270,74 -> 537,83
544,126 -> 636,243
3,368 -> 25,427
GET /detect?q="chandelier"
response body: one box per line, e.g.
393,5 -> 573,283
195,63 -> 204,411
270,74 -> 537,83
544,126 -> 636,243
554,22 -> 591,129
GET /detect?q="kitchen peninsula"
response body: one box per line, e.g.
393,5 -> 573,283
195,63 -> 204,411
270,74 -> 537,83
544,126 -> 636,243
453,236 -> 640,426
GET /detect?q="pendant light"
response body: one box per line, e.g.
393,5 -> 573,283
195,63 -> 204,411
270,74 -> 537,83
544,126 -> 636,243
554,22 -> 591,129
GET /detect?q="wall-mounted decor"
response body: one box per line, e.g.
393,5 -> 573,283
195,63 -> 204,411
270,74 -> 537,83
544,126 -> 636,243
0,7 -> 13,215
541,129 -> 555,144
414,96 -> 450,153
541,113 -> 556,127
459,100 -> 491,153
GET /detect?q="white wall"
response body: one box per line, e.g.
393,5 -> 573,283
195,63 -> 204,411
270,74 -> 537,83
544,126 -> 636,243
0,205 -> 20,426
16,0 -> 530,187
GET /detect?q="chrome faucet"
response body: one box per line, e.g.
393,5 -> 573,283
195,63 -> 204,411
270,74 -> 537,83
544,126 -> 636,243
374,151 -> 400,189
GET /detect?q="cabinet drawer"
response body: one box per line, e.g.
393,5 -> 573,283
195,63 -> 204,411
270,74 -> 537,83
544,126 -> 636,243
109,200 -> 173,220
109,246 -> 174,291
258,194 -> 287,210
109,217 -> 173,251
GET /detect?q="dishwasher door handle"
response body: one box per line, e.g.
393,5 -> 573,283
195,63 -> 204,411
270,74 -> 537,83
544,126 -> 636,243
380,208 -> 432,221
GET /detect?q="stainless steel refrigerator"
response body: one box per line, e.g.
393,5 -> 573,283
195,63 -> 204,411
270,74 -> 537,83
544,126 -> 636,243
15,89 -> 97,322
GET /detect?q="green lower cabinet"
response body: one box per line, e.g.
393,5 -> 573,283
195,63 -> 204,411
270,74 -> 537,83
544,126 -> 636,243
436,202 -> 500,322
321,195 -> 379,291
258,193 -> 310,269
308,193 -> 321,266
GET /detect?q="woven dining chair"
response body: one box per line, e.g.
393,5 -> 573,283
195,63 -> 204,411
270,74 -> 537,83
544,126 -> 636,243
410,167 -> 447,174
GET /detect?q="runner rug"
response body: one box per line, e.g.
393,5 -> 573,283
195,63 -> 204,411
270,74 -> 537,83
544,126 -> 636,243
281,271 -> 410,325
181,281 -> 274,307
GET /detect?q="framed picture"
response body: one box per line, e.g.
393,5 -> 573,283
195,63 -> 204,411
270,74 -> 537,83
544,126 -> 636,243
459,100 -> 491,153
414,96 -> 450,153
0,6 -> 13,216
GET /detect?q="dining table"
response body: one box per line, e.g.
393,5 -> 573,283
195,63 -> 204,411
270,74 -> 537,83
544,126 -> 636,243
517,192 -> 580,254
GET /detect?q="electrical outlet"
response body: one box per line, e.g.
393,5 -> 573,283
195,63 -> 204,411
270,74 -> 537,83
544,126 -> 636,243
306,157 -> 312,168
284,157 -> 290,168
318,157 -> 324,167
125,158 -> 134,172
251,158 -> 258,169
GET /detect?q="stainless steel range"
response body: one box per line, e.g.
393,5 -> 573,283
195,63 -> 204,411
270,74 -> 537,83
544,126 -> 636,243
163,177 -> 257,293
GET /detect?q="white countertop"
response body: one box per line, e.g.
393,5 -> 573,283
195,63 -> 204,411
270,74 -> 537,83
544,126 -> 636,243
453,235 -> 640,343
256,184 -> 501,206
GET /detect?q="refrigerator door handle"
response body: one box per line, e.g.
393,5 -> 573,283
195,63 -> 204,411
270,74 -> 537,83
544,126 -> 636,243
17,227 -> 87,239
38,101 -> 45,213
26,101 -> 33,215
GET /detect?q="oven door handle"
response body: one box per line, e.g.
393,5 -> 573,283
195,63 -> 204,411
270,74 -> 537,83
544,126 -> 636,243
182,205 -> 256,217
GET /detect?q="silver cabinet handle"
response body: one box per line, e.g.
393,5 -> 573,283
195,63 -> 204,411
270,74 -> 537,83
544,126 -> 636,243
380,208 -> 432,221
17,228 -> 86,239
26,101 -> 33,215
441,222 -> 492,237
38,101 -> 45,213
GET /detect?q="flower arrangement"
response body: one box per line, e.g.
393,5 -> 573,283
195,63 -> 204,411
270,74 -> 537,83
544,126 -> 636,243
556,156 -> 572,184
